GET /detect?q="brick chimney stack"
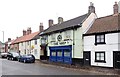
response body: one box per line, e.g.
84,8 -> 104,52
27,27 -> 32,35
8,38 -> 11,42
58,17 -> 63,24
48,19 -> 54,27
113,2 -> 118,14
23,30 -> 26,36
88,2 -> 95,14
39,23 -> 44,32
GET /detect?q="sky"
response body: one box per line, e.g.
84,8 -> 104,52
0,0 -> 120,42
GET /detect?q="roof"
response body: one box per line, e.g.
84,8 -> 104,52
41,13 -> 89,35
12,31 -> 40,44
85,14 -> 120,35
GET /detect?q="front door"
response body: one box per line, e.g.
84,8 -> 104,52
113,51 -> 120,69
83,51 -> 91,66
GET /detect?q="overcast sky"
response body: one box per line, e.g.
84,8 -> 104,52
0,0 -> 120,42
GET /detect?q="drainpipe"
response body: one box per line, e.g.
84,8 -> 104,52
73,28 -> 75,59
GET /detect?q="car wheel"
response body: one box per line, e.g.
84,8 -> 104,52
23,60 -> 26,63
11,58 -> 14,61
7,57 -> 9,60
18,59 -> 20,62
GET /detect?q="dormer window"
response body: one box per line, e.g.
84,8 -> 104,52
95,34 -> 106,45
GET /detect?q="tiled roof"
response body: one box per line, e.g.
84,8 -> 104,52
12,31 -> 40,44
41,13 -> 89,35
85,14 -> 120,34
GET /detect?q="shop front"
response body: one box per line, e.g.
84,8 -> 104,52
49,45 -> 72,64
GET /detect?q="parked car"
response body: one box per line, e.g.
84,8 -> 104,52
0,52 -> 8,58
7,52 -> 20,61
18,54 -> 35,63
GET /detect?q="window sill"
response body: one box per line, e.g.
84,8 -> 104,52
95,42 -> 106,45
95,60 -> 106,63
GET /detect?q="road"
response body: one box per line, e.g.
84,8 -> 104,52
1,58 -> 104,75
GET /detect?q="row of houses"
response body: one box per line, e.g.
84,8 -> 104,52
6,2 -> 120,69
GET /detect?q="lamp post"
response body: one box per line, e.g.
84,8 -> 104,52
0,30 -> 4,43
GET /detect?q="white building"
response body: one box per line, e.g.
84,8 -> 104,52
13,24 -> 43,59
40,3 -> 97,64
83,2 -> 120,69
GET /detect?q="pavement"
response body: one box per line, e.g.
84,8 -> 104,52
40,60 -> 120,75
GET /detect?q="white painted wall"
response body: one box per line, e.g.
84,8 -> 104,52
31,39 -> 40,59
46,13 -> 97,59
19,42 -> 26,55
47,30 -> 74,57
84,32 -> 120,67
82,13 -> 97,34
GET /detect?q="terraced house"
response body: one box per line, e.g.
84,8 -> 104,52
12,24 -> 44,59
40,3 -> 97,65
83,2 -> 120,69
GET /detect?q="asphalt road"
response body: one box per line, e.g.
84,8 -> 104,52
1,58 -> 104,75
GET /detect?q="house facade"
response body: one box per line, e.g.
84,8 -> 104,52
12,24 -> 43,59
40,3 -> 97,64
83,2 -> 120,69
0,41 -> 5,52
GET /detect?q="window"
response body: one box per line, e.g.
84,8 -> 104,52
51,34 -> 56,41
41,38 -> 46,44
51,51 -> 56,56
34,40 -> 37,45
64,31 -> 71,39
95,52 -> 106,63
21,43 -> 23,46
64,49 -> 71,57
27,42 -> 29,45
95,34 -> 105,45
57,50 -> 62,56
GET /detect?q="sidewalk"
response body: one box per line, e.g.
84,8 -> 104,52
39,60 -> 120,75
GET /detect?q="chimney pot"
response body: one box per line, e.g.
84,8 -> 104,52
27,27 -> 32,35
113,2 -> 118,14
23,30 -> 26,36
48,19 -> 54,27
8,38 -> 11,42
58,17 -> 63,24
88,2 -> 95,14
39,23 -> 44,32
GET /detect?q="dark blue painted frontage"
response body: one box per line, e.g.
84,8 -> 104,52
49,45 -> 72,64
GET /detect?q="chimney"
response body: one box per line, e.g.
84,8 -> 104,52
113,2 -> 118,14
88,2 -> 95,14
48,19 -> 53,27
8,38 -> 11,42
58,17 -> 63,24
23,30 -> 26,36
39,23 -> 44,32
27,27 -> 32,35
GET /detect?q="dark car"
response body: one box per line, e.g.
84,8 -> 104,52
18,54 -> 35,63
7,52 -> 20,61
0,52 -> 8,58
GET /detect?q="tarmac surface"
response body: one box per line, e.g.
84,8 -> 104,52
1,58 -> 105,75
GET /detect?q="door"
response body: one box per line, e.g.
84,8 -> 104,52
83,51 -> 91,66
113,51 -> 120,69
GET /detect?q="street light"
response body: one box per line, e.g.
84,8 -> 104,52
0,30 -> 4,43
